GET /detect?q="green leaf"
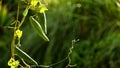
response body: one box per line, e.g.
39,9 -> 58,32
15,46 -> 38,65
29,16 -> 49,41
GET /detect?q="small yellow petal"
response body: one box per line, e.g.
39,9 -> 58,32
12,60 -> 19,66
39,5 -> 48,13
8,58 -> 15,66
15,29 -> 22,39
31,0 -> 39,6
8,58 -> 19,68
11,66 -> 15,68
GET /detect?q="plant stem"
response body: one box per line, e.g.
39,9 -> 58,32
11,3 -> 19,58
18,16 -> 26,28
16,3 -> 19,21
18,6 -> 30,28
11,32 -> 15,58
11,20 -> 18,58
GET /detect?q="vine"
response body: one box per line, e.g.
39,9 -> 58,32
5,0 -> 78,68
8,0 -> 49,67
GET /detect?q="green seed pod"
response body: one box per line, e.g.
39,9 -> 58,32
23,8 -> 29,16
29,16 -> 49,41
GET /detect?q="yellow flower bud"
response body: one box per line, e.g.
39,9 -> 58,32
31,0 -> 39,7
15,29 -> 22,39
8,58 -> 15,66
39,5 -> 48,13
8,58 -> 19,68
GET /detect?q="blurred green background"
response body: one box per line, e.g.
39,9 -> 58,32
1,0 -> 120,68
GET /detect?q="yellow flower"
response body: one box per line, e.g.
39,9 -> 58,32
8,58 -> 19,68
39,5 -> 48,13
31,0 -> 39,7
15,29 -> 22,39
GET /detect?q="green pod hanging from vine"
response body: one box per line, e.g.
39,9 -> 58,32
29,16 -> 49,41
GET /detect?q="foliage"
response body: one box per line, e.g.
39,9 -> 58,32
1,0 -> 120,68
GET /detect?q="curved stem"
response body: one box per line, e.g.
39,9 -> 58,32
11,2 -> 19,58
43,12 -> 47,34
11,22 -> 18,58
18,6 -> 29,28
18,16 -> 26,28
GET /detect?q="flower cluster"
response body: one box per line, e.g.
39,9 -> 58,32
15,29 -> 22,39
30,0 -> 48,13
8,58 -> 19,68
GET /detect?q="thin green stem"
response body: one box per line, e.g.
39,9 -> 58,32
30,57 -> 68,68
18,16 -> 26,28
16,3 -> 19,21
18,6 -> 29,28
43,12 -> 47,34
11,33 -> 14,57
39,1 -> 47,33
11,21 -> 17,58
11,2 -> 19,58
65,39 -> 78,68
21,58 -> 30,68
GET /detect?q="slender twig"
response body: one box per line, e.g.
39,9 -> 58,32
30,57 -> 68,68
30,39 -> 79,68
21,58 -> 30,68
43,12 -> 47,34
11,1 -> 20,58
18,16 -> 26,28
15,54 -> 30,68
11,30 -> 16,58
65,39 -> 79,68
11,22 -> 17,58
18,6 -> 30,28
16,3 -> 19,21
39,1 -> 47,33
